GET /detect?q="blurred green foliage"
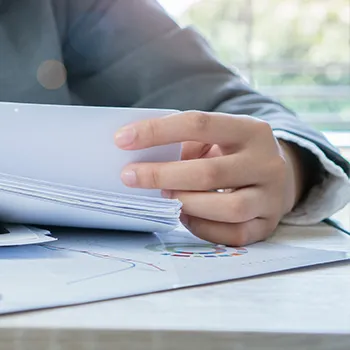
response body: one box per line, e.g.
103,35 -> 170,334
178,0 -> 350,129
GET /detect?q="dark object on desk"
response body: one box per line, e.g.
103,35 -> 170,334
324,218 -> 350,236
0,224 -> 9,234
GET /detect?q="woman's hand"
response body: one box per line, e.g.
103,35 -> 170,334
115,111 -> 306,246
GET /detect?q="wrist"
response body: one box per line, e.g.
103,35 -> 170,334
278,139 -> 308,212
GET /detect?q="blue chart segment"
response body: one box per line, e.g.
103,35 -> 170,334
146,243 -> 248,258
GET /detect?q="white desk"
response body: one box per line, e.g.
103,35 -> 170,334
0,209 -> 349,350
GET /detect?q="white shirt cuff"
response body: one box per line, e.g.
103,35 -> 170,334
273,130 -> 350,225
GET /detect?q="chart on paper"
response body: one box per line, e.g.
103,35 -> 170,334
0,227 -> 348,315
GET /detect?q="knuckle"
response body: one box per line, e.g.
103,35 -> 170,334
143,167 -> 162,189
259,120 -> 273,134
190,112 -> 211,133
151,168 -> 162,189
252,119 -> 273,136
146,119 -> 159,143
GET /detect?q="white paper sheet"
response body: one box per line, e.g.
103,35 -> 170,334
0,227 -> 348,315
0,224 -> 56,247
0,102 -> 182,232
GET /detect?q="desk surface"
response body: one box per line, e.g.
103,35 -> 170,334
0,207 -> 349,350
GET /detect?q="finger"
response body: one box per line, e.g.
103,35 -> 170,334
120,153 -> 265,190
182,143 -> 223,161
181,142 -> 210,161
202,144 -> 223,158
171,188 -> 267,223
181,215 -> 277,246
115,111 -> 261,150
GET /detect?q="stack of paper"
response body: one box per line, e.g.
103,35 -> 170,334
0,102 -> 182,233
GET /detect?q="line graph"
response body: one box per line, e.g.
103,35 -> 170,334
40,244 -> 165,285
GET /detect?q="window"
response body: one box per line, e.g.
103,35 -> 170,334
159,0 -> 350,132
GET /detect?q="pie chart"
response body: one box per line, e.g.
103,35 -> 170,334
146,243 -> 248,258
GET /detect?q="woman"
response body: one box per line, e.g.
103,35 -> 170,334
0,0 -> 349,245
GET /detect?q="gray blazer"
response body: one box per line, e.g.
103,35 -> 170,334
0,0 -> 349,175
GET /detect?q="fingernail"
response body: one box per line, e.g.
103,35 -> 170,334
115,127 -> 136,148
121,170 -> 137,187
161,190 -> 172,199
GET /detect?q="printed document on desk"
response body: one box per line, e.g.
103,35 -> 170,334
0,102 -> 182,233
0,227 -> 349,315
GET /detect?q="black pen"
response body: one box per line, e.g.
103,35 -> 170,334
324,218 -> 350,236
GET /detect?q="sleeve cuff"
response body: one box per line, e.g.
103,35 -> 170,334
273,130 -> 350,225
